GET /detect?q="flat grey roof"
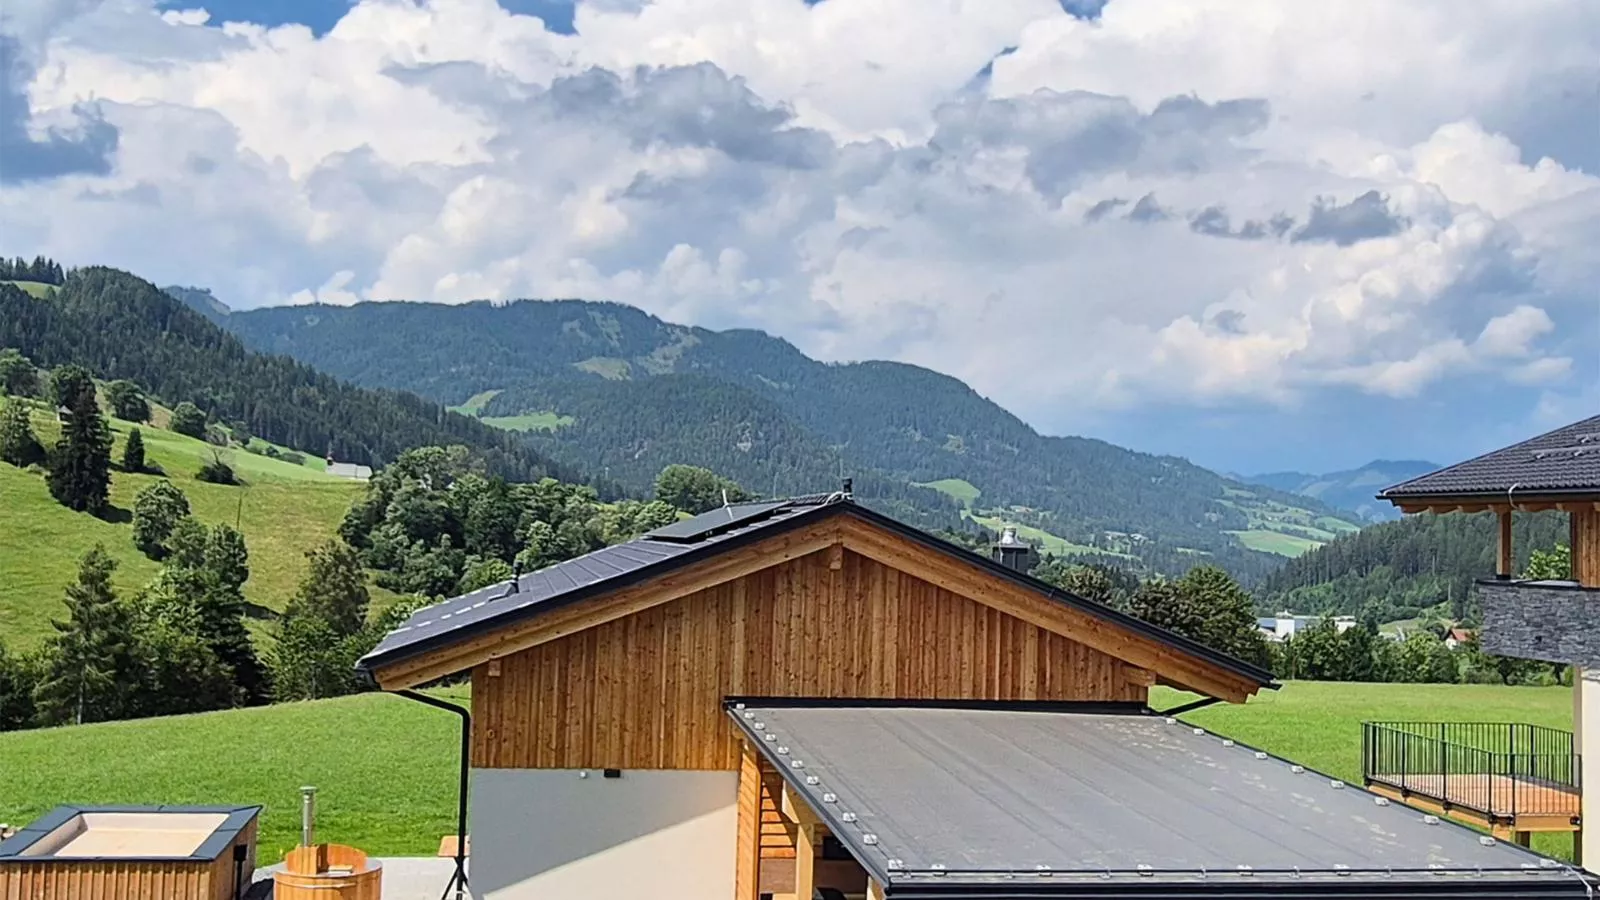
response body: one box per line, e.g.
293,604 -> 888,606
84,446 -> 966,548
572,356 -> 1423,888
731,704 -> 1589,897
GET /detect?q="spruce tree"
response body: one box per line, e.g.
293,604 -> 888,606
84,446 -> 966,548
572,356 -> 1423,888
0,397 -> 44,467
49,364 -> 94,409
33,546 -> 139,725
47,388 -> 113,514
122,427 -> 146,473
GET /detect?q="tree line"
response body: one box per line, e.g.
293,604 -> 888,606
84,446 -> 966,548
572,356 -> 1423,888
0,256 -> 65,285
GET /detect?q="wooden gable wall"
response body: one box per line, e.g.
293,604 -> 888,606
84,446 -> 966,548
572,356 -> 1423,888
471,546 -> 1148,770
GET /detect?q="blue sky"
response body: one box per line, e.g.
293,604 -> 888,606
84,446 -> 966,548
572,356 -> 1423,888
8,0 -> 1597,475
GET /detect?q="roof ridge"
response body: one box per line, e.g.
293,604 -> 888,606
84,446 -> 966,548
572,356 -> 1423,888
1380,412 -> 1600,498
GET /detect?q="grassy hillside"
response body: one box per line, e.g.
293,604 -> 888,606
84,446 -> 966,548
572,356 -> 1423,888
1,280 -> 56,299
0,683 -> 1573,861
0,398 -> 377,647
0,688 -> 469,860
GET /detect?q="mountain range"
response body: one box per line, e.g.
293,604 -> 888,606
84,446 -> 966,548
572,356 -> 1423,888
220,297 -> 1368,583
1238,461 -> 1442,523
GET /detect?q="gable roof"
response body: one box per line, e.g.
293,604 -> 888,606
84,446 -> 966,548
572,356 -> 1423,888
1380,414 -> 1600,502
357,494 -> 1277,696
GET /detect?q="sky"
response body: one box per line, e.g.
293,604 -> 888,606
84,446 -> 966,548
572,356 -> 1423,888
1,0 -> 1596,475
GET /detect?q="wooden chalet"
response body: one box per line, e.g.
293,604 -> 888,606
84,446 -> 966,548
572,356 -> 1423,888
360,491 -> 1586,899
1378,413 -> 1600,864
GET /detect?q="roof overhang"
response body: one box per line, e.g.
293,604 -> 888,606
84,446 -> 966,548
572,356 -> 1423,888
361,499 -> 1276,701
730,703 -> 1590,899
1379,492 -> 1600,515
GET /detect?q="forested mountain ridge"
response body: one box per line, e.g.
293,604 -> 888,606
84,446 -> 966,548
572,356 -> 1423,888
1258,510 -> 1569,623
227,298 -> 1364,582
0,271 -> 586,487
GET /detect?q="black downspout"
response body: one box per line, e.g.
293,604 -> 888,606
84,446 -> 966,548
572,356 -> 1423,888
1154,696 -> 1222,717
397,689 -> 471,900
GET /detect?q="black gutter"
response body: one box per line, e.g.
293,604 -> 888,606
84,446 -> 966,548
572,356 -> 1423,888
395,690 -> 470,900
724,697 -> 1148,715
884,880 -> 1592,899
1377,487 -> 1600,502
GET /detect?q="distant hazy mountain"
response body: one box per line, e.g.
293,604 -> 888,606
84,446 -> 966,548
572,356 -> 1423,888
162,285 -> 232,323
1241,460 -> 1441,522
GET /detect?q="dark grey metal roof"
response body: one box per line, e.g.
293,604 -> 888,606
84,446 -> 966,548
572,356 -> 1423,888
357,495 -> 1277,692
1381,414 -> 1600,500
730,703 -> 1590,898
358,497 -> 840,667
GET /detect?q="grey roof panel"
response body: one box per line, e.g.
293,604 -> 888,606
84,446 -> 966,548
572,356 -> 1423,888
645,500 -> 791,541
731,704 -> 1588,896
1381,414 -> 1600,499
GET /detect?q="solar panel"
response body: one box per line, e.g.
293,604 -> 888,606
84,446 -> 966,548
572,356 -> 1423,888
644,501 -> 791,543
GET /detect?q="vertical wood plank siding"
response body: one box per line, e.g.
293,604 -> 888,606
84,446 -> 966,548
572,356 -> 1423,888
1575,509 -> 1600,588
473,548 -> 1146,770
0,861 -> 213,900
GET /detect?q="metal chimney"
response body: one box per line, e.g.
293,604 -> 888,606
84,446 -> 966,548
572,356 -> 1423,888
300,785 -> 317,848
993,526 -> 1032,572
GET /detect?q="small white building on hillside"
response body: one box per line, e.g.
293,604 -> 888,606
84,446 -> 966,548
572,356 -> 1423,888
1256,612 -> 1357,643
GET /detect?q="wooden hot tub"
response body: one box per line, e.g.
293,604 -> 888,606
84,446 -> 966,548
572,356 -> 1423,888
0,804 -> 260,900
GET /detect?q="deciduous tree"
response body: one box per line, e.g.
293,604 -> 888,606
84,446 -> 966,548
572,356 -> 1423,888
104,379 -> 150,422
0,397 -> 44,467
132,480 -> 192,559
169,401 -> 207,439
49,364 -> 94,409
0,348 -> 37,397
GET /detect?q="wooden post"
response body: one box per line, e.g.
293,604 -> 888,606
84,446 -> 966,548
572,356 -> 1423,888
868,878 -> 887,900
794,823 -> 816,900
1498,509 -> 1514,578
735,743 -> 762,900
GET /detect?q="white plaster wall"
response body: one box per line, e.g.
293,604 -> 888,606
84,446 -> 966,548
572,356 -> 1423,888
1580,668 -> 1599,870
469,769 -> 737,900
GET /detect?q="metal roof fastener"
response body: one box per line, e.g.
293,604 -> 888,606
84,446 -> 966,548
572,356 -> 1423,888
1137,864 -> 1154,877
1374,797 -> 1390,806
1254,751 -> 1268,760
1334,864 -> 1350,876
1479,836 -> 1496,847
1422,815 -> 1440,825
1034,865 -> 1052,877
822,792 -> 837,803
1164,717 -> 1177,725
842,812 -> 858,823
1222,739 -> 1235,748
930,863 -> 945,875
763,733 -> 776,742
805,775 -> 820,786
734,703 -> 746,711
1192,727 -> 1205,735
753,721 -> 766,730
1330,780 -> 1345,789
1236,865 -> 1253,876
742,711 -> 754,719
1540,859 -> 1561,869
790,759 -> 805,769
1290,765 -> 1304,774
887,859 -> 905,871
863,834 -> 879,846
776,745 -> 790,755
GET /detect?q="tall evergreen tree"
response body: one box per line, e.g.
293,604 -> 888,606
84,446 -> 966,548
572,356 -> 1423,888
0,639 -> 39,731
122,426 -> 146,472
33,547 -> 140,725
0,397 -> 44,467
147,521 -> 268,705
1175,565 -> 1270,667
287,541 -> 371,636
46,388 -> 113,514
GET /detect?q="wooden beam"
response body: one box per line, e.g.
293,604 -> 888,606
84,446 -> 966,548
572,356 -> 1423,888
837,519 -> 1258,703
1121,664 -> 1156,687
373,521 -> 843,689
735,744 -> 762,900
868,878 -> 887,900
794,824 -> 816,900
1498,509 -> 1513,578
781,783 -> 820,827
827,541 -> 844,571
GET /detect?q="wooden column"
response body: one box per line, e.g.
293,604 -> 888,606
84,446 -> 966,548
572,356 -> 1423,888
868,878 -> 887,900
735,743 -> 763,900
1498,509 -> 1514,578
793,824 -> 816,900
1574,509 -> 1600,588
